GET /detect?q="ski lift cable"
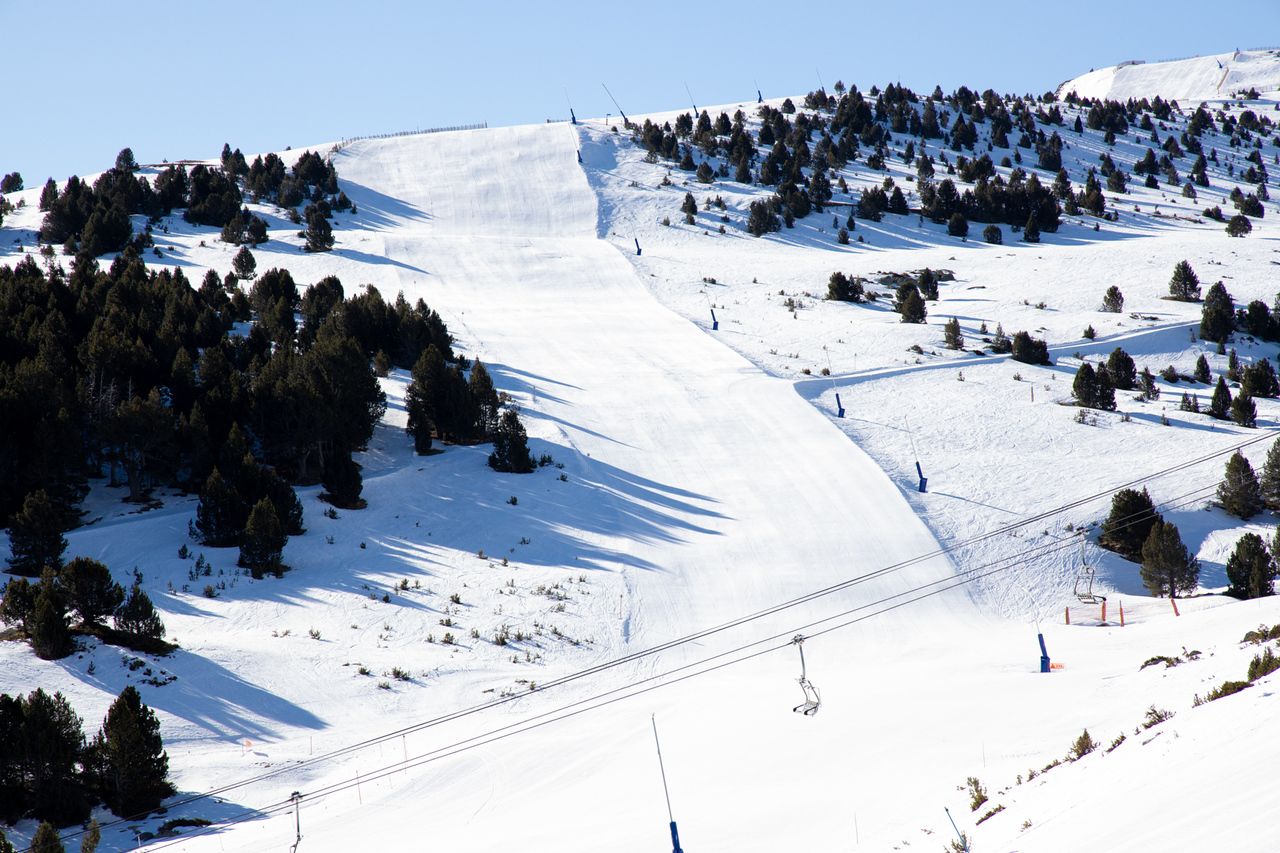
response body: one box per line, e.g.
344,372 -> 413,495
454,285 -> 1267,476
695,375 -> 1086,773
36,445 -> 1253,851
89,479 -> 1221,853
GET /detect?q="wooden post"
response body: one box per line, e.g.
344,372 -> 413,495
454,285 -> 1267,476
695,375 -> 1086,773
1170,597 -> 1180,617
1064,606 -> 1070,625
1119,600 -> 1125,627
1101,600 -> 1107,622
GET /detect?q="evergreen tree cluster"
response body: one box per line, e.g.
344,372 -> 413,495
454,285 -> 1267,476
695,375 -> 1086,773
2,560 -> 166,658
0,686 -> 171,827
0,250 -> 409,537
1098,487 -> 1199,597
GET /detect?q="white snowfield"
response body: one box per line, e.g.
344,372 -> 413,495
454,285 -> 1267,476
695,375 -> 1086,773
1060,48 -> 1280,102
5,86 -> 1280,853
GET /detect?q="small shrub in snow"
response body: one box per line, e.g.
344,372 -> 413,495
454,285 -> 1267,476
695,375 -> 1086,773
966,776 -> 988,811
1069,729 -> 1096,760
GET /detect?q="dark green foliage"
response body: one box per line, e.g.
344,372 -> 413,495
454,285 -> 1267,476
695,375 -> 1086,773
826,272 -> 863,303
747,199 -> 780,236
1242,359 -> 1279,399
947,212 -> 969,237
238,498 -> 286,577
30,822 -> 64,853
488,409 -> 534,474
184,165 -> 242,228
1209,376 -> 1232,419
1199,281 -> 1234,343
917,268 -> 938,301
0,172 -> 22,193
59,557 -> 123,627
1137,366 -> 1159,402
468,360 -> 501,437
1218,451 -> 1263,519
1101,285 -> 1124,313
88,686 -> 172,817
194,469 -> 244,547
1095,365 -> 1116,411
982,224 -> 1002,244
1259,439 -> 1280,511
1140,519 -> 1200,597
113,580 -> 165,642
1022,213 -> 1040,243
1169,260 -> 1201,301
1072,363 -> 1097,408
7,489 -> 69,576
303,207 -> 334,252
1106,348 -> 1136,390
897,285 -> 926,324
1194,354 -> 1211,384
29,570 -> 72,661
0,577 -> 35,633
20,689 -> 90,825
1225,533 -> 1275,599
231,246 -> 257,280
1227,214 -> 1253,237
321,452 -> 363,509
406,345 -> 446,453
943,317 -> 963,350
1010,331 -> 1050,365
1101,487 -> 1159,561
1232,393 -> 1257,428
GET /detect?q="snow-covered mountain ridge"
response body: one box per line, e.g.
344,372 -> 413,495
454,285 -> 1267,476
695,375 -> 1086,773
1060,48 -> 1280,103
2,55 -> 1280,852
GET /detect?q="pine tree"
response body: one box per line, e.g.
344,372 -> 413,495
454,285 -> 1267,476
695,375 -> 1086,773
1101,285 -> 1124,313
321,452 -> 363,509
898,286 -> 927,324
303,209 -> 334,252
113,580 -> 165,642
89,686 -> 172,817
1225,533 -> 1275,599
194,469 -> 245,547
1072,363 -> 1098,408
1022,213 -> 1040,243
239,498 -> 286,577
231,246 -> 257,280
1138,366 -> 1159,401
7,490 -> 68,577
30,822 -> 64,853
917,268 -> 939,300
29,570 -> 72,661
60,557 -> 124,627
681,192 -> 697,220
1169,259 -> 1201,301
1106,348 -> 1136,390
80,819 -> 100,853
20,689 -> 89,825
1140,519 -> 1200,597
405,345 -> 447,454
1095,365 -> 1116,410
0,577 -> 34,635
1100,487 -> 1159,561
943,317 -> 963,350
1218,451 -> 1263,519
1259,439 -> 1280,511
1199,281 -> 1234,343
488,409 -> 534,474
468,360 -> 500,437
1209,375 -> 1232,419
0,827 -> 13,853
1194,354 -> 1211,384
1231,392 -> 1257,428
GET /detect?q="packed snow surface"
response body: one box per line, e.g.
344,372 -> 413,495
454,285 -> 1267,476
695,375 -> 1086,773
1060,48 -> 1280,102
3,77 -> 1280,853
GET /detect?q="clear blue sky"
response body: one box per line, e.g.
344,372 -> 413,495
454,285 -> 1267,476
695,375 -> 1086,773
3,0 -> 1278,183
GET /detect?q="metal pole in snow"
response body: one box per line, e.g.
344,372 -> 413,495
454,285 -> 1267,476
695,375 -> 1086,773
944,807 -> 969,852
652,715 -> 685,853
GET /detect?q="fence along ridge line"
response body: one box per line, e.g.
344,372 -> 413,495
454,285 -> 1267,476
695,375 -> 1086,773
331,122 -> 488,153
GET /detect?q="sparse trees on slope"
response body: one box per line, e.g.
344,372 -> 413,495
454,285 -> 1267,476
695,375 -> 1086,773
1100,487 -> 1159,561
488,409 -> 534,474
1169,260 -> 1201,301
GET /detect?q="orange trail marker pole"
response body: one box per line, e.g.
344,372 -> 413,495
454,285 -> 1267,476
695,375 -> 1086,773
1101,600 -> 1107,622
1119,600 -> 1125,627
1171,597 -> 1180,616
1064,606 -> 1070,625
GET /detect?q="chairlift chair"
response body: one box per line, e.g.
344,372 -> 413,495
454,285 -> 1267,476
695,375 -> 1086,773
1073,564 -> 1106,605
791,635 -> 821,716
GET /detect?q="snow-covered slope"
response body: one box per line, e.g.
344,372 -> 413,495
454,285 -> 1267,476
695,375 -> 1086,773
1060,48 -> 1280,102
5,71 -> 1280,853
